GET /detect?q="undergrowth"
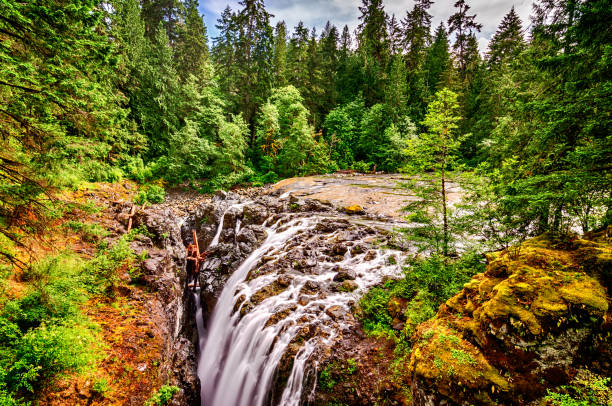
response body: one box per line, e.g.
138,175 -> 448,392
358,251 -> 484,351
0,227 -> 141,404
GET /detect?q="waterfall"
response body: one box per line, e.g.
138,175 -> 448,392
195,206 -> 405,406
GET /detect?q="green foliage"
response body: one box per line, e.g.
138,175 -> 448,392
85,234 -> 135,295
145,385 -> 180,406
358,252 -> 484,342
351,161 -> 372,173
346,358 -> 357,375
255,86 -> 333,177
318,368 -> 337,391
64,221 -> 109,243
135,184 -> 166,205
91,377 -> 111,396
546,371 -> 611,406
0,253 -> 104,402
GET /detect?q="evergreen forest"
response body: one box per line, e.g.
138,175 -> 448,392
0,0 -> 611,404
2,0 -> 611,234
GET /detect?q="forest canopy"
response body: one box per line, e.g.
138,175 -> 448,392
0,0 -> 610,241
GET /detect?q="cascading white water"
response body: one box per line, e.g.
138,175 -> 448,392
198,216 -> 314,405
195,208 -> 406,406
209,212 -> 226,248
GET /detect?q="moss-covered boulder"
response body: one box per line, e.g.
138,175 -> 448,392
407,229 -> 612,405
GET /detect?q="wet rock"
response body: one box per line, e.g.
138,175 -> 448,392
325,305 -> 346,320
364,250 -> 377,261
350,244 -> 367,255
243,203 -> 268,225
341,280 -> 359,292
333,267 -> 356,282
213,189 -> 227,200
342,205 -> 365,215
331,243 -> 348,256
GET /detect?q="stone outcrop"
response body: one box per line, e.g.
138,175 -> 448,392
113,202 -> 201,405
407,229 -> 612,405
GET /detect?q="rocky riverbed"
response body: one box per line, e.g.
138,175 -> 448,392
114,174 -> 610,406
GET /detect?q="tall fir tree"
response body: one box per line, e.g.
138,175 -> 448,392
387,14 -> 403,54
234,0 -> 274,139
402,0 -> 433,70
304,28 -> 324,127
135,23 -> 181,158
141,0 -> 183,42
486,6 -> 525,67
287,22 -> 311,92
336,25 -> 362,104
175,0 -> 209,79
211,6 -> 238,109
319,22 -> 339,120
423,23 -> 452,95
356,0 -> 390,105
385,54 -> 408,122
272,21 -> 288,87
447,0 -> 482,82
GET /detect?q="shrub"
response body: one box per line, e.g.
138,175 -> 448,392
358,252 -> 484,343
134,184 -> 165,205
123,156 -> 154,183
64,221 -> 109,242
318,368 -> 336,391
83,161 -> 124,183
86,235 -> 135,294
5,322 -> 100,392
546,371 -> 611,406
145,385 -> 180,406
350,161 -> 371,173
91,377 -> 111,396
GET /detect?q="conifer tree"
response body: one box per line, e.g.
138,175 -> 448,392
385,55 -> 408,122
423,23 -> 451,95
406,89 -> 461,256
387,14 -> 403,54
447,0 -> 482,82
234,0 -> 274,136
141,0 -> 183,42
287,22 -> 310,91
357,0 -> 390,105
402,0 -> 433,70
319,22 -> 339,120
304,28 -> 324,127
336,25 -> 362,104
135,23 -> 181,158
211,7 -> 238,107
175,0 -> 210,79
272,21 -> 288,87
486,6 -> 525,67
0,0 -> 137,232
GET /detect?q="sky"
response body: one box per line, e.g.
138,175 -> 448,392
199,0 -> 534,53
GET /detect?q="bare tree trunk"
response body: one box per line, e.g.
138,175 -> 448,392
441,148 -> 448,257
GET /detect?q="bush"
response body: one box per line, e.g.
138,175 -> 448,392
134,184 -> 165,205
86,235 -> 135,294
145,385 -> 180,406
123,156 -> 154,183
91,377 -> 111,396
64,221 -> 109,242
358,252 -> 484,343
350,161 -> 371,173
83,161 -> 124,183
3,322 -> 100,393
546,371 -> 611,406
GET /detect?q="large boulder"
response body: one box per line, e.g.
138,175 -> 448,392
408,230 -> 611,405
